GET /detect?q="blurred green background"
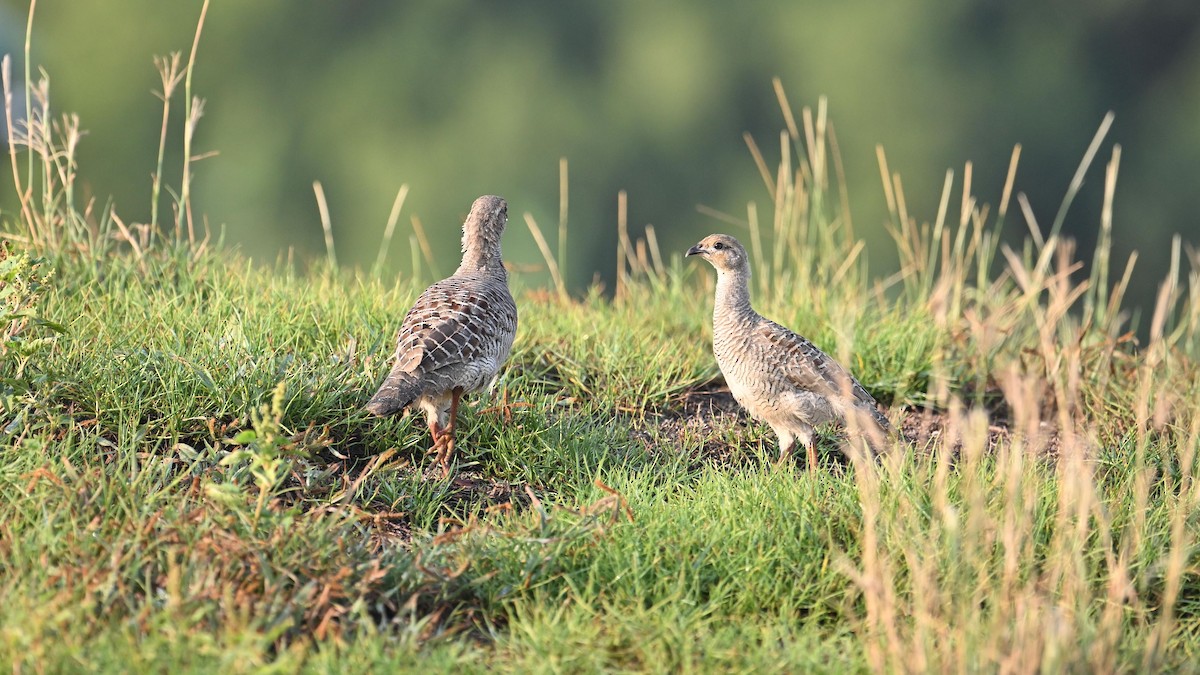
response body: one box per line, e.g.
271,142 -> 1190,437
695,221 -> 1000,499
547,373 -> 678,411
1,1 -> 1198,309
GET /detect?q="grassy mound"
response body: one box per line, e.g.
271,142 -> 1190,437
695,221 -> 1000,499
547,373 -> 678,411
2,6 -> 1198,672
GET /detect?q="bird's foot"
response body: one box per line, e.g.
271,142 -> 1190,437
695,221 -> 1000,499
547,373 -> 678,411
425,433 -> 447,456
426,426 -> 456,478
423,432 -> 454,478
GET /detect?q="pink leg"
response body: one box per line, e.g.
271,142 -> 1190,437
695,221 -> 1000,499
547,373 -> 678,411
426,415 -> 446,461
776,438 -> 795,469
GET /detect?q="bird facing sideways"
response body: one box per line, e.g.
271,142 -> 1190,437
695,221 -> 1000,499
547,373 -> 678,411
687,233 -> 895,469
366,195 -> 518,476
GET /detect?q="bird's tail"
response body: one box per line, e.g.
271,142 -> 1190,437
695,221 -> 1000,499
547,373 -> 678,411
365,368 -> 422,416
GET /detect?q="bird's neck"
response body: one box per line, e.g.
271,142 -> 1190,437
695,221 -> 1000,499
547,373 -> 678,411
457,241 -> 504,275
713,266 -> 754,324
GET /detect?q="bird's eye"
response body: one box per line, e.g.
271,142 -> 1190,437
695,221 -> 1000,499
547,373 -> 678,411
713,241 -> 726,250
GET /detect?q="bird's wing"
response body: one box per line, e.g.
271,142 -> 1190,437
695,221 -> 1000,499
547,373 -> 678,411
752,319 -> 881,410
391,275 -> 516,376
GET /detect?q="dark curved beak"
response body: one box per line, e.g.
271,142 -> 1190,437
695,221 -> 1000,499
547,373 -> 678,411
686,244 -> 705,257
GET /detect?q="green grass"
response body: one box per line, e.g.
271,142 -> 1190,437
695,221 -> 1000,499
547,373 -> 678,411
4,222 -> 1199,672
3,9 -> 1200,672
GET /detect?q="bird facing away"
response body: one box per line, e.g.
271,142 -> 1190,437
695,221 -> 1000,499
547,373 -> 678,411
686,234 -> 894,469
366,195 -> 518,475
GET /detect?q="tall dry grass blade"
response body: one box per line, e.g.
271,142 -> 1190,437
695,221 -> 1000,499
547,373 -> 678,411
1017,193 -> 1044,251
615,190 -> 628,299
892,173 -> 909,238
181,97 -> 208,245
1050,112 -> 1114,240
933,169 -> 952,244
801,105 -> 815,168
558,157 -> 569,290
409,215 -> 437,280
959,160 -> 973,228
151,52 -> 184,235
929,169 -> 953,292
524,212 -> 565,299
22,0 -> 34,195
790,169 -> 811,278
1091,145 -> 1121,323
998,144 -> 1021,222
743,132 -> 774,198
311,180 -> 336,271
408,234 -> 421,281
1104,251 -> 1138,338
29,73 -> 51,239
831,239 -> 864,287
810,97 -> 828,191
772,77 -> 800,142
1163,236 -> 1193,346
110,212 -> 144,263
644,224 -> 665,280
2,55 -> 36,246
876,145 -> 897,223
373,184 -> 408,275
1151,236 -> 1182,346
772,130 -> 791,288
51,113 -> 81,217
1182,245 -> 1200,355
179,0 -> 211,245
949,165 -> 976,288
694,204 -> 746,229
827,121 -> 853,239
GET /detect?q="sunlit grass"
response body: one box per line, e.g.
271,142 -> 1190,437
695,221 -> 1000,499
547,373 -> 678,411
2,3 -> 1199,673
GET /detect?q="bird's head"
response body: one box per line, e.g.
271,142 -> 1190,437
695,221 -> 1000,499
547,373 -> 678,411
461,195 -> 508,263
686,233 -> 749,274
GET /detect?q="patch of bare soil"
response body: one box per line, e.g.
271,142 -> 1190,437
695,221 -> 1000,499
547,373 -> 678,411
636,382 -> 1063,467
895,405 -> 1063,458
347,383 -> 1064,547
315,451 -> 523,551
631,382 -> 761,466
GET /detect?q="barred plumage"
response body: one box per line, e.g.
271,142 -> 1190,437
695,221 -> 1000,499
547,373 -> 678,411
687,234 -> 894,468
367,195 -> 517,475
